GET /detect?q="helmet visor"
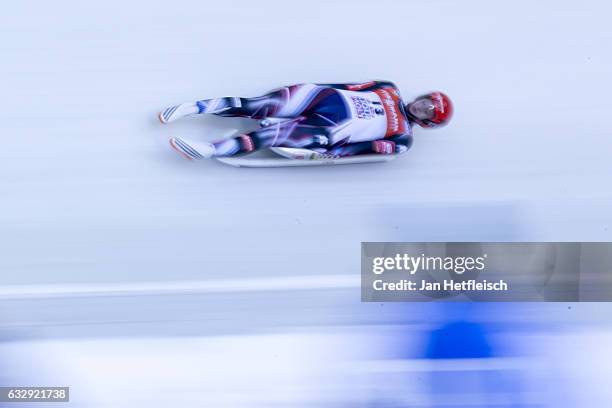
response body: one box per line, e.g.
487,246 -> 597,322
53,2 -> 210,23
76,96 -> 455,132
408,98 -> 436,121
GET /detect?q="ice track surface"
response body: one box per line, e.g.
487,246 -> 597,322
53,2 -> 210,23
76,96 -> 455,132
2,0 -> 611,288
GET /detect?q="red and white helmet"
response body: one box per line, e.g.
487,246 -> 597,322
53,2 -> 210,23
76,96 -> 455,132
408,91 -> 454,128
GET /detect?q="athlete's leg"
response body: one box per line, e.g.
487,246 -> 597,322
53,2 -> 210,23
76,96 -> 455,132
210,119 -> 330,157
201,89 -> 292,119
159,89 -> 289,123
159,84 -> 330,123
168,119 -> 329,159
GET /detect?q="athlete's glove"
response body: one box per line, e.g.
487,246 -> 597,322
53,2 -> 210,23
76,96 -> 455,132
395,144 -> 408,154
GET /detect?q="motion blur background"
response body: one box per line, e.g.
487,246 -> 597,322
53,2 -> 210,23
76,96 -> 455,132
1,0 -> 612,406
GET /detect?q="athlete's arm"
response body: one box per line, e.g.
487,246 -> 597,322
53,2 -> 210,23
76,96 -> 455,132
370,133 -> 413,155
387,133 -> 413,154
324,133 -> 413,157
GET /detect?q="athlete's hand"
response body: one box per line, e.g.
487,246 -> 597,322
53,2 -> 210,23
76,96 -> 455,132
313,135 -> 329,146
395,144 -> 408,154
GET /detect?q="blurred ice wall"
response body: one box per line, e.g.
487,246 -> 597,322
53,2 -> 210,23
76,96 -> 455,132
2,203 -> 612,407
368,301 -> 612,407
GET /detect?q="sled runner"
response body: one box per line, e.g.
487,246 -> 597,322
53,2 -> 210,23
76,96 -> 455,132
216,147 -> 398,168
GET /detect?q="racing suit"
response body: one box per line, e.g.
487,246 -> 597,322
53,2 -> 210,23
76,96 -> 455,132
195,81 -> 414,157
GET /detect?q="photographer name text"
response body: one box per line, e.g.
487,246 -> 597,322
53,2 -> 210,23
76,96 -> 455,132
373,279 -> 508,292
